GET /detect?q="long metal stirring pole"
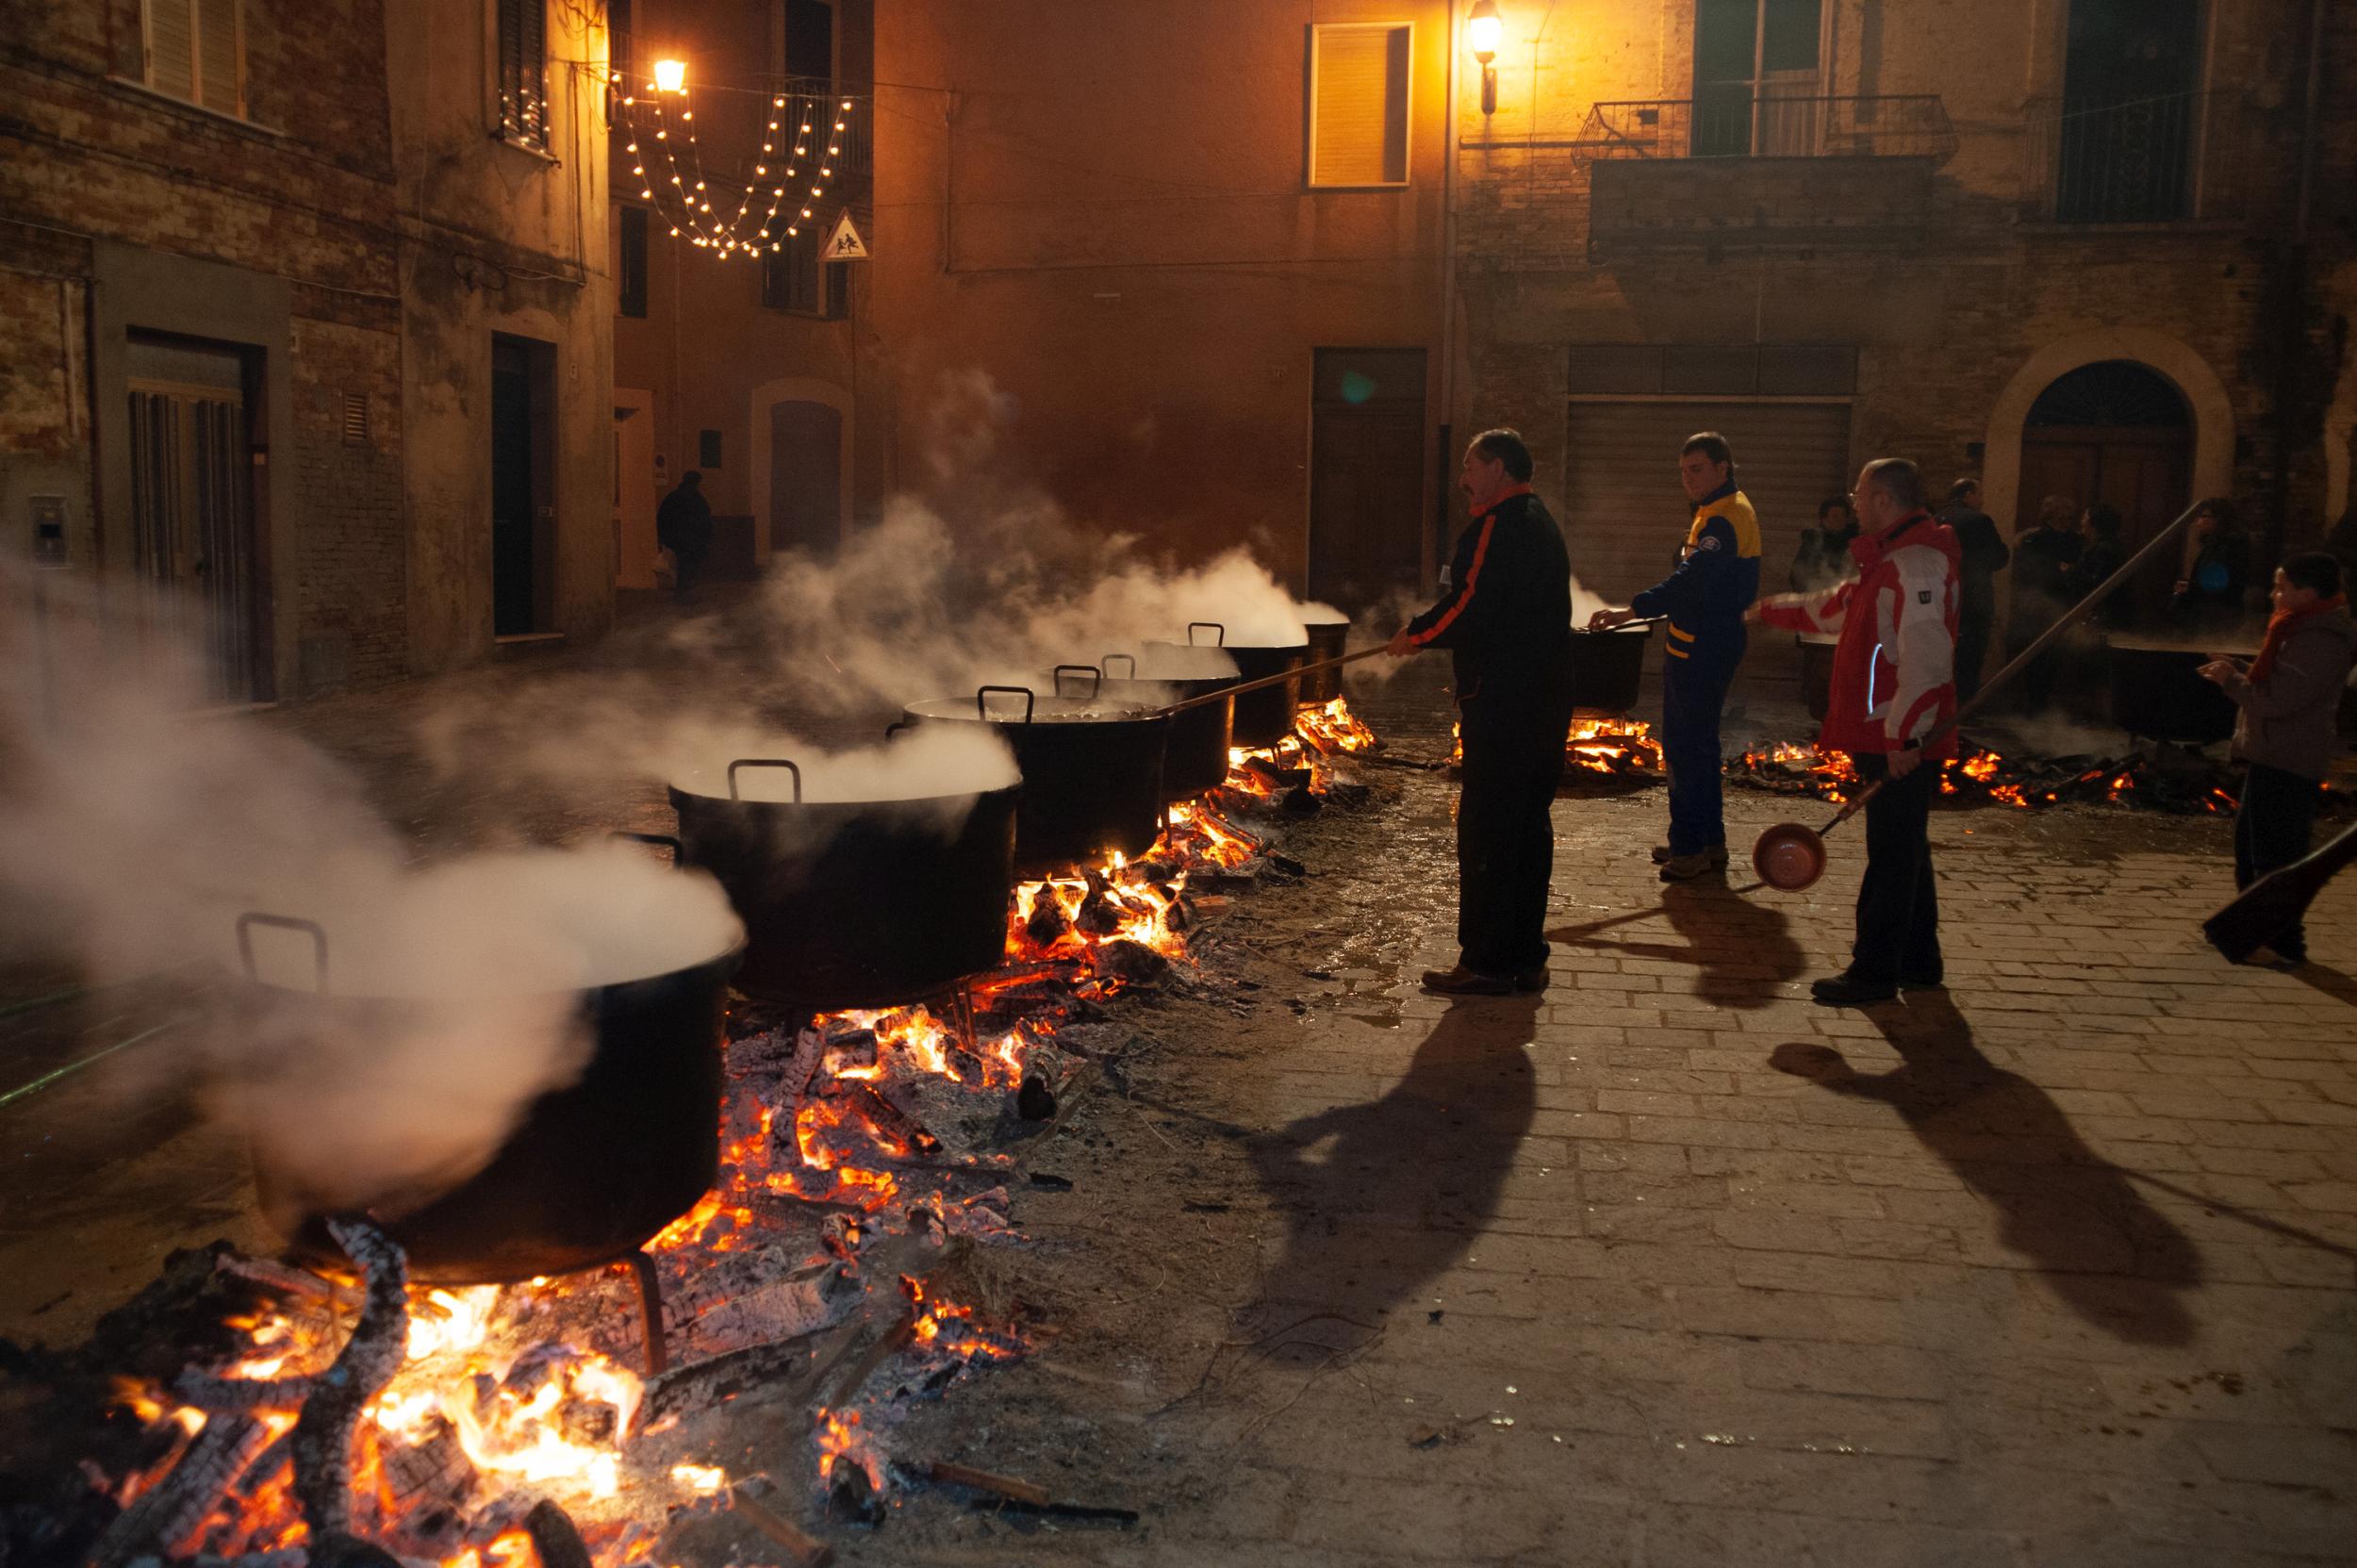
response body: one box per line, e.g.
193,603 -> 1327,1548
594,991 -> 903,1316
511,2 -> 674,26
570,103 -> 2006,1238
1157,646 -> 1393,717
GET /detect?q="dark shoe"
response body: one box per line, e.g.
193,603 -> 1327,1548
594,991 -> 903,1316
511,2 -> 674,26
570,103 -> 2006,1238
1651,844 -> 1729,867
1421,966 -> 1517,997
1810,971 -> 1899,1007
1658,851 -> 1721,883
1513,966 -> 1549,993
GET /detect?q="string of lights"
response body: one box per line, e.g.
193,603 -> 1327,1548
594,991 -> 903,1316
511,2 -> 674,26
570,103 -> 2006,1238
615,72 -> 855,258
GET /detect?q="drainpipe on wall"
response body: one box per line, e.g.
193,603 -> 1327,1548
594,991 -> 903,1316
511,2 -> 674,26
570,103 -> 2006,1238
1435,0 -> 1461,589
2265,0 -> 2328,569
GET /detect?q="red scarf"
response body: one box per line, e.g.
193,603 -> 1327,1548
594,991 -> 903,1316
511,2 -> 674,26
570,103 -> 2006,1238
2250,592 -> 2348,685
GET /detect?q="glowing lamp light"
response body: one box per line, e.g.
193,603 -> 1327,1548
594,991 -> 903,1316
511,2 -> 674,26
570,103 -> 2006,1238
1467,0 -> 1502,61
651,58 -> 686,93
1467,0 -> 1503,115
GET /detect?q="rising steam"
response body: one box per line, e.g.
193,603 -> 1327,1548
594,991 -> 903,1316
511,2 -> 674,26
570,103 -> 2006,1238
0,569 -> 741,1223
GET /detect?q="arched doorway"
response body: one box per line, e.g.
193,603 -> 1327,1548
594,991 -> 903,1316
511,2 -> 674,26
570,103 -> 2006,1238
768,400 -> 844,556
2018,359 -> 2192,620
750,377 -> 853,565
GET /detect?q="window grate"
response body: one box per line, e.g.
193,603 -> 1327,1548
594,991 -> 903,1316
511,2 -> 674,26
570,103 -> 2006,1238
342,392 -> 371,447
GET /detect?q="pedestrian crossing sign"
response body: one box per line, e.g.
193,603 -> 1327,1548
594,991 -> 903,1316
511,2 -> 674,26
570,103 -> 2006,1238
823,211 -> 869,261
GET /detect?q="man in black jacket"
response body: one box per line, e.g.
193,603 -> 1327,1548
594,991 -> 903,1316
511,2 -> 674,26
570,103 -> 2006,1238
1388,429 -> 1575,996
1936,478 -> 2010,705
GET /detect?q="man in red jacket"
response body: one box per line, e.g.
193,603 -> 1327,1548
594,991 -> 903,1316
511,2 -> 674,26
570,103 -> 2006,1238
1756,459 -> 1961,1006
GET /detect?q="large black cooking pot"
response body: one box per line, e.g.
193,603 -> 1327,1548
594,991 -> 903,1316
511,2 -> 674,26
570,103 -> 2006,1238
1156,622 -> 1305,747
1300,618 -> 1350,704
668,757 -> 1017,1009
2107,635 -> 2245,745
902,686 -> 1170,877
1569,624 -> 1655,718
1053,658 -> 1235,801
237,908 -> 740,1286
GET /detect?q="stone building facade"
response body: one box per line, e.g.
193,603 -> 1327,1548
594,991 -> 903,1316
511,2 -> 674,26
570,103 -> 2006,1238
1447,0 -> 2354,697
1,0 -> 613,701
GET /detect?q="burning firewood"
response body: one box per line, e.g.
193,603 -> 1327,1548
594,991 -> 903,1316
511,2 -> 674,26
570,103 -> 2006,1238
91,1411 -> 278,1566
288,1217 -> 408,1559
730,1481 -> 835,1566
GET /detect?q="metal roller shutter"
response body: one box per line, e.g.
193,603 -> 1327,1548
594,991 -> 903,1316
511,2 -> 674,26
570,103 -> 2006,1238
1560,400 -> 1854,713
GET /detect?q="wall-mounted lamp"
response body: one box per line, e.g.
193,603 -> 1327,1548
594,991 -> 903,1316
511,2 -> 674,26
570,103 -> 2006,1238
652,58 -> 687,93
1467,0 -> 1501,116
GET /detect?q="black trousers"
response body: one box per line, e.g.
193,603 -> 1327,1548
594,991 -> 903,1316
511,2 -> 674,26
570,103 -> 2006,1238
1852,751 -> 1941,983
1457,693 -> 1574,975
2235,762 -> 2320,959
1955,609 -> 1993,708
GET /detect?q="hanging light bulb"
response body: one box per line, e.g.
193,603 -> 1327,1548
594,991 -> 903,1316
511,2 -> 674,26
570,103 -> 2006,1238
652,58 -> 686,93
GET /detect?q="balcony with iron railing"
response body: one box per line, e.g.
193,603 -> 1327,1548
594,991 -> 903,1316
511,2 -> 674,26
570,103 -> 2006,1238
1574,94 -> 1956,256
1577,93 -> 1958,164
2019,90 -> 2247,225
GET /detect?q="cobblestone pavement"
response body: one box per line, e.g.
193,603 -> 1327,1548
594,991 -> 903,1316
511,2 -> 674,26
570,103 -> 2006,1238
2,654 -> 2353,1565
987,671 -> 2357,1568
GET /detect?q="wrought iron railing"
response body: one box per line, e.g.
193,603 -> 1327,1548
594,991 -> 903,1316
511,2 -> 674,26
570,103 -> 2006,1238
1579,94 -> 1956,163
2020,90 -> 2245,223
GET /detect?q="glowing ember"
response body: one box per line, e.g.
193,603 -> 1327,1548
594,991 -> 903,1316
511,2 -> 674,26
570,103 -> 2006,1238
1295,695 -> 1377,754
1566,716 -> 1663,775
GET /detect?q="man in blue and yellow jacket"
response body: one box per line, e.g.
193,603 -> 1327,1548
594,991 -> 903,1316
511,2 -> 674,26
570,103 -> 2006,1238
1589,432 -> 1761,881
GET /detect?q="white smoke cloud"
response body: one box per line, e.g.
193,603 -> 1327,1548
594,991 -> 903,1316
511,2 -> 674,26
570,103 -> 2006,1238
0,569 -> 740,1224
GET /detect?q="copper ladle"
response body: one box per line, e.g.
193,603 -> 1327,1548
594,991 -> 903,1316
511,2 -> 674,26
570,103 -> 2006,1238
1753,499 -> 2207,892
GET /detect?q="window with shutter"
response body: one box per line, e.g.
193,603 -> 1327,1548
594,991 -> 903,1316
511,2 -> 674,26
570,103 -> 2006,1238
762,245 -> 845,320
143,0 -> 244,117
498,0 -> 550,149
1308,23 -> 1410,188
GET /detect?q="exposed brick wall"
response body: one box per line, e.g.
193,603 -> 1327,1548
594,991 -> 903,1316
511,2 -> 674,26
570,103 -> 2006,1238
288,314 -> 406,694
1451,0 -> 2354,570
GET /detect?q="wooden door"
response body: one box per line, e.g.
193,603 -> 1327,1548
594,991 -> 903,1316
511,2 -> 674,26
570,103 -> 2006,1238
768,400 -> 844,558
126,362 -> 256,703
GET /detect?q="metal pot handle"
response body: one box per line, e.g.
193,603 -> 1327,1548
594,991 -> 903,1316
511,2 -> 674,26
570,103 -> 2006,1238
614,831 -> 684,866
883,718 -> 915,740
977,685 -> 1037,723
1051,664 -> 1101,700
236,913 -> 329,992
726,758 -> 803,802
1102,652 -> 1137,680
1187,620 -> 1226,647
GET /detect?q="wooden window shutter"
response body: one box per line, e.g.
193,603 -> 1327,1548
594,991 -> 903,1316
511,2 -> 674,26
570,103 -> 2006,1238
146,0 -> 198,101
1310,24 -> 1410,187
499,0 -> 548,145
197,0 -> 241,115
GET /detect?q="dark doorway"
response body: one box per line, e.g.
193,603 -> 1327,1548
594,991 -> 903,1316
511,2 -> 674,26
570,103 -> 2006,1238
1309,348 -> 1426,609
2019,359 -> 2192,620
768,399 -> 844,557
2056,0 -> 2203,222
491,334 -> 554,636
125,335 -> 263,703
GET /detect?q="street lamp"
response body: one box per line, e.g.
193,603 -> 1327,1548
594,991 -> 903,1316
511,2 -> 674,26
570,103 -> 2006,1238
652,58 -> 686,93
1467,0 -> 1501,116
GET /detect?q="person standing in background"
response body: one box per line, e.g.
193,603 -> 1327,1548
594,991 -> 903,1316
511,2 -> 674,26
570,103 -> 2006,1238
1789,495 -> 1861,591
1936,478 -> 2010,706
2200,553 -> 2356,967
2169,498 -> 2252,633
2009,495 -> 2084,712
2069,504 -> 2130,622
656,471 -> 716,602
1589,432 -> 1761,883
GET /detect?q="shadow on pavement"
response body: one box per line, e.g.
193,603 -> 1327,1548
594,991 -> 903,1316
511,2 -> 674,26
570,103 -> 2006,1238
1546,879 -> 1805,1008
1241,994 -> 1539,1355
2290,960 -> 2357,1007
1769,992 -> 2201,1347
